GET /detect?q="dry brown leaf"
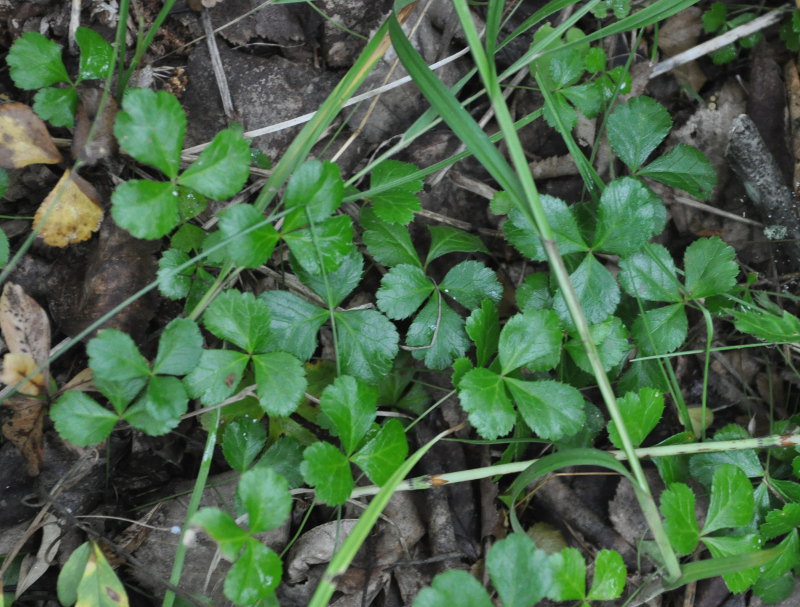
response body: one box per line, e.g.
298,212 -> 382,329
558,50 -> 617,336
0,102 -> 63,168
0,353 -> 45,396
0,283 -> 51,382
33,169 -> 103,247
1,394 -> 46,476
59,367 -> 94,394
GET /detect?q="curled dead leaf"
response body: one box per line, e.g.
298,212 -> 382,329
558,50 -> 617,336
34,169 -> 103,247
0,102 -> 63,168
1,353 -> 45,396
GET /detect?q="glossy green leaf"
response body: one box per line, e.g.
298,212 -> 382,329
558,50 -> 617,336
543,90 -> 578,131
225,540 -> 282,604
351,419 -> 409,485
425,225 -> 488,265
76,27 -> 114,80
440,260 -> 502,310
88,329 -> 150,383
732,307 -> 800,343
753,572 -> 796,604
548,547 -> 586,600
114,88 -> 184,179
516,273 -> 551,311
498,309 -> 562,374
238,467 -> 291,533
689,425 -> 764,485
157,249 -> 192,300
184,349 -> 249,406
51,392 -> 118,447
33,87 -> 78,127
703,2 -> 727,31
458,368 -> 515,439
335,309 -> 399,383
703,464 -> 755,535
593,177 -> 666,256
588,550 -> 626,600
565,316 -> 629,373
111,179 -> 180,239
632,303 -> 688,355
7,32 -> 70,89
553,254 -> 620,326
153,318 -> 203,376
216,204 -> 279,268
223,417 -> 267,472
257,436 -> 305,488
204,289 -> 271,354
58,542 -> 91,606
761,503 -> 800,540
661,482 -> 700,554
465,299 -> 500,367
406,296 -> 469,370
284,215 -> 354,275
178,124 -> 250,199
619,243 -> 681,302
376,264 -> 434,319
253,352 -> 306,416
607,96 -> 671,171
292,249 -> 364,308
124,376 -> 187,435
284,160 -> 344,231
504,197 -> 587,261
701,534 -> 761,593
684,236 -> 738,299
261,291 -> 327,360
191,507 -> 249,560
360,207 -> 421,267
367,160 -> 422,225
301,441 -> 353,505
639,144 -> 716,199
413,570 -> 493,607
562,80 -> 604,117
506,379 -> 585,440
607,387 -> 664,448
320,375 -> 377,455
486,533 -> 552,607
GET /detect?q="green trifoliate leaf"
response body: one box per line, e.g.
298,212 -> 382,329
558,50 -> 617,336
204,289 -> 271,354
703,464 -> 755,535
301,441 -> 353,505
760,529 -> 800,580
75,27 -> 113,80
553,254 -> 620,326
88,329 -> 150,383
701,534 -> 761,593
406,296 -> 469,370
593,177 -> 666,256
124,376 -> 187,435
94,375 -> 147,415
458,368 -> 515,439
440,261 -> 502,310
320,375 -> 377,455
7,32 -> 70,89
260,291 -> 327,360
360,207 -> 421,267
413,570 -> 493,607
689,425 -> 764,485
185,349 -> 249,406
153,318 -> 203,376
292,249 -> 363,308
543,92 -> 578,131
176,186 -> 207,221
223,417 -> 267,472
504,197 -> 587,261
703,2 -> 727,31
284,160 -> 344,231
157,249 -> 192,300
632,303 -> 687,355
216,204 -> 279,268
368,160 -> 422,225
607,96 -> 671,171
661,483 -> 700,554
111,180 -> 180,239
33,87 -> 78,127
284,214 -> 354,275
178,124 -> 250,199
498,309 -> 562,374
51,392 -> 118,447
257,437 -> 305,488
753,573 -> 795,604
548,548 -> 586,601
238,467 -> 291,533
351,419 -> 408,485
684,236 -> 738,299
760,503 -> 800,540
639,144 -> 716,200
225,541 -> 282,604
253,352 -> 306,416
486,534 -> 552,607
516,273 -> 551,311
425,225 -> 488,265
587,550 -> 626,600
334,309 -> 399,383
607,387 -> 664,449
505,379 -> 585,441
561,81 -> 604,118
466,300 -> 500,367
191,508 -> 249,560
619,243 -> 682,302
566,316 -> 629,373
114,88 -> 185,179
376,264 -> 434,319
171,224 -> 205,252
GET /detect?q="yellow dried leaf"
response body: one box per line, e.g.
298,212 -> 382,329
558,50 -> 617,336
34,169 -> 103,247
0,282 -> 51,380
1,352 -> 44,395
0,102 -> 63,168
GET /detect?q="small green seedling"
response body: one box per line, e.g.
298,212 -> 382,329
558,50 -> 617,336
702,3 -> 761,65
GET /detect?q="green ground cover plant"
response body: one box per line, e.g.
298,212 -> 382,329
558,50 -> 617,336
2,0 -> 800,605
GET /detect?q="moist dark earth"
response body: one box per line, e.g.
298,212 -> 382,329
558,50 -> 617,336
0,0 -> 798,606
